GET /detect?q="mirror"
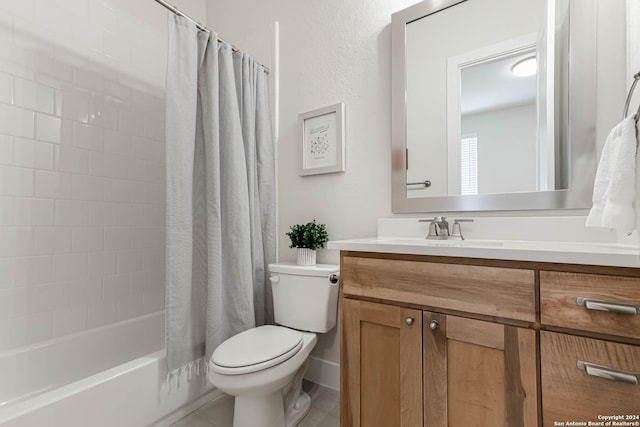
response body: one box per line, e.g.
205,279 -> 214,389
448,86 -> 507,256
392,0 -> 597,212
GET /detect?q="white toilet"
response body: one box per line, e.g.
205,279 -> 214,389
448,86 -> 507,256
207,262 -> 339,427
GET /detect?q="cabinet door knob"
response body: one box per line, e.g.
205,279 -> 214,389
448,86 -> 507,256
429,320 -> 439,330
405,316 -> 415,325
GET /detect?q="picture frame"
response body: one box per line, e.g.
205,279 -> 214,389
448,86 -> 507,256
298,102 -> 345,176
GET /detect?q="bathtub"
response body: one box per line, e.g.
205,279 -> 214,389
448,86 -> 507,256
0,312 -> 218,427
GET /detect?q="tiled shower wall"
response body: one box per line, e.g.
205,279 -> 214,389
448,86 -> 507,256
0,0 -> 170,352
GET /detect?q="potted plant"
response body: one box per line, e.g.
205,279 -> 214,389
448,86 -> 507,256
286,219 -> 329,265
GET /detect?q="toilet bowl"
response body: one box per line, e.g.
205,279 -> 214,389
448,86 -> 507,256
207,263 -> 339,427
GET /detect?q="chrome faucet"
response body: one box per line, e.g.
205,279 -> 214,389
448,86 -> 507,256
419,217 -> 450,240
419,217 -> 474,240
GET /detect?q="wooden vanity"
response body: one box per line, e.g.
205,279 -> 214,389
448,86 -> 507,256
339,251 -> 640,427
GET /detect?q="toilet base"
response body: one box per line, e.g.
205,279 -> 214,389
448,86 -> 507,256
285,391 -> 311,427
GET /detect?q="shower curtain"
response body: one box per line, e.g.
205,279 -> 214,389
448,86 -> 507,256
165,15 -> 275,374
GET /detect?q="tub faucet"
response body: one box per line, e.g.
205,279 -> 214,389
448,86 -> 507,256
418,217 -> 450,240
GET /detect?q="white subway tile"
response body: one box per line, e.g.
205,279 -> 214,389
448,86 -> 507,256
34,227 -> 72,255
14,137 -> 54,170
13,256 -> 55,286
59,89 -> 89,123
55,199 -> 90,226
103,129 -> 130,155
14,197 -> 54,226
53,306 -> 87,337
69,277 -> 102,308
131,182 -> 162,204
34,170 -> 72,198
142,247 -> 163,271
0,0 -> 34,23
103,30 -> 131,63
131,270 -> 162,294
119,106 -> 144,136
131,227 -> 163,249
0,72 -> 12,104
117,292 -> 142,321
89,201 -> 118,226
142,160 -> 163,183
88,93 -> 118,129
72,174 -> 104,201
0,196 -> 12,225
0,258 -> 13,289
88,251 -> 117,277
33,282 -> 70,313
144,109 -> 165,142
117,248 -> 143,274
0,287 -> 33,318
73,122 -> 103,151
118,204 -> 144,226
0,45 -> 36,81
13,77 -> 55,114
54,253 -> 87,281
89,0 -> 117,31
103,273 -> 130,299
34,0 -> 73,37
59,119 -> 73,144
0,228 -> 34,257
0,103 -> 34,138
87,298 -> 117,328
142,288 -> 165,314
103,178 -> 130,202
131,136 -> 157,161
71,227 -> 104,252
35,113 -> 61,143
55,145 -> 89,174
36,55 -> 73,84
0,312 -> 53,352
105,79 -> 130,102
73,68 -> 104,93
143,205 -> 164,227
0,165 -> 33,196
0,133 -> 13,165
104,227 -> 130,250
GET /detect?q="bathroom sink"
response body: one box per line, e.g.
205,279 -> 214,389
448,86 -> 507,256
371,238 -> 504,247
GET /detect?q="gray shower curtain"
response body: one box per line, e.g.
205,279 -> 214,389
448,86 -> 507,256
165,15 -> 275,373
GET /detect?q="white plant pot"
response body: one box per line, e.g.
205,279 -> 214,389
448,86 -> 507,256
296,248 -> 316,266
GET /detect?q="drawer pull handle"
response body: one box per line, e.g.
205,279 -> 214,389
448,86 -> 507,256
576,297 -> 640,315
577,360 -> 640,385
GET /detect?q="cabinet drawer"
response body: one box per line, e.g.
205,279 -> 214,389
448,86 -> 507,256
541,331 -> 640,426
541,271 -> 640,340
341,256 -> 535,322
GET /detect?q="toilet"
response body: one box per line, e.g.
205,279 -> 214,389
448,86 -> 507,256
207,262 -> 340,427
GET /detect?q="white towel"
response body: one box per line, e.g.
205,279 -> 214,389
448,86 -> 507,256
586,116 -> 638,232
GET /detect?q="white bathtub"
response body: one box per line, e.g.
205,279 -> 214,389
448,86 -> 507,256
0,312 -> 218,427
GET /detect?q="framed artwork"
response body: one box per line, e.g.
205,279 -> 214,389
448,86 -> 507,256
298,102 -> 345,176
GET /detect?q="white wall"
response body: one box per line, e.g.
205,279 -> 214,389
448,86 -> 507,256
461,103 -> 538,195
203,0 -> 629,384
0,0 -> 205,365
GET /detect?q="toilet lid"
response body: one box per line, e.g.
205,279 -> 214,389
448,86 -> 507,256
211,325 -> 303,375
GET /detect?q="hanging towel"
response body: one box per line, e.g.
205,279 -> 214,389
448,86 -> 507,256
586,116 -> 638,232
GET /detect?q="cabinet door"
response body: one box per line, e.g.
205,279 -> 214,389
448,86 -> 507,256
341,298 -> 422,427
424,312 -> 538,427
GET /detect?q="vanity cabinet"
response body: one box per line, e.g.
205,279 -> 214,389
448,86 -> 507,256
340,252 -> 640,427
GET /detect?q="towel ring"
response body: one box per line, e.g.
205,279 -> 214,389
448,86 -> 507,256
622,71 -> 640,122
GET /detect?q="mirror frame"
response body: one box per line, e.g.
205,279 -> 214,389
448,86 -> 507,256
391,0 -> 597,213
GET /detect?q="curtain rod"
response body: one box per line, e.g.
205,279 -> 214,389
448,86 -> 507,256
153,0 -> 270,74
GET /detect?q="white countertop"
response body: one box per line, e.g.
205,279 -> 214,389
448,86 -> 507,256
328,237 -> 640,268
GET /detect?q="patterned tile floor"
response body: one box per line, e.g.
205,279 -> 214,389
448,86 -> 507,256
170,381 -> 339,427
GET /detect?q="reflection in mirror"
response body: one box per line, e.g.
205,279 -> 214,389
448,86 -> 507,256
392,0 -> 599,213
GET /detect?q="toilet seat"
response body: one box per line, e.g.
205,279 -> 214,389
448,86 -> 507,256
210,325 -> 303,375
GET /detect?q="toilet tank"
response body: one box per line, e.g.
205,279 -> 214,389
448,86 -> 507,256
268,263 -> 339,333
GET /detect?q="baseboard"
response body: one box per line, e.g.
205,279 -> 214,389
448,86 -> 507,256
304,356 -> 340,391
150,388 -> 223,427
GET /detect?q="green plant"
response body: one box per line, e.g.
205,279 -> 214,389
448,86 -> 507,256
286,219 -> 329,250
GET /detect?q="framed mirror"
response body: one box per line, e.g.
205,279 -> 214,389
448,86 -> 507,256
391,0 -> 597,213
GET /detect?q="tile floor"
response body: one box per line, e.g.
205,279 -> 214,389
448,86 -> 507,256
171,381 -> 340,427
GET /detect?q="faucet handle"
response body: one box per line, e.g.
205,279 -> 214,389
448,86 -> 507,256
418,217 -> 437,223
451,218 -> 474,240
